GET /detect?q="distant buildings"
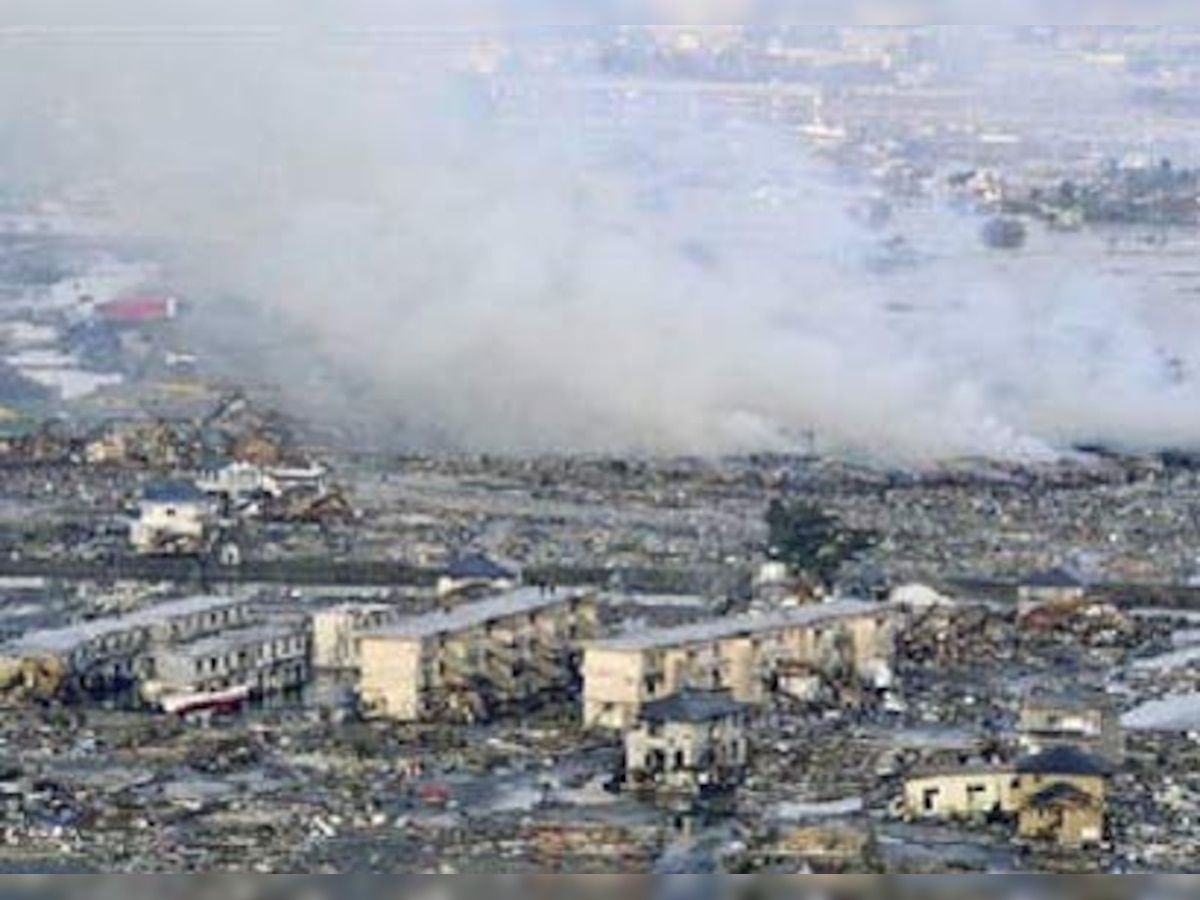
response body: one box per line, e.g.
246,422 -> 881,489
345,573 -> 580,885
582,600 -> 894,730
358,587 -> 600,723
130,479 -> 214,555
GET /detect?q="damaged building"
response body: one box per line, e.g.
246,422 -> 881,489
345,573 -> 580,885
357,586 -> 601,723
582,600 -> 894,730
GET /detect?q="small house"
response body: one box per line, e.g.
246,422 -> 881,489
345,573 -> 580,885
1015,746 -> 1111,847
130,480 -> 214,555
624,689 -> 749,799
1019,689 -> 1124,764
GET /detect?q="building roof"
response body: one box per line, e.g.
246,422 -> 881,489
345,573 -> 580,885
586,600 -> 883,652
1023,687 -> 1114,713
1022,568 -> 1083,589
641,690 -> 746,725
362,586 -> 594,642
1026,782 -> 1099,811
444,553 -> 514,581
141,479 -> 207,504
2,595 -> 247,657
158,622 -> 302,662
1017,746 -> 1113,778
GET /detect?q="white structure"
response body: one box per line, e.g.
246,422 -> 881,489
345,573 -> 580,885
436,554 -> 516,598
197,462 -> 272,500
130,480 -> 214,555
311,603 -> 397,672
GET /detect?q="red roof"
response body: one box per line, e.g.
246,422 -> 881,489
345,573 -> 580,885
97,294 -> 177,323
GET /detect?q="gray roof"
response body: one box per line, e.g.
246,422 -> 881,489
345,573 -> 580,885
2,595 -> 247,657
587,600 -> 882,652
1027,782 -> 1099,810
1022,568 -> 1083,589
1024,687 -> 1113,712
364,586 -> 595,642
159,623 -> 303,662
641,690 -> 746,724
444,553 -> 514,581
1017,746 -> 1113,777
141,479 -> 207,504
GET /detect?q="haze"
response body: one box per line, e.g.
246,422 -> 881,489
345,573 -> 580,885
2,1 -> 1198,461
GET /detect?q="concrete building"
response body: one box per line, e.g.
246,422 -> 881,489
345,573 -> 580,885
130,479 -> 214,555
902,746 -> 1111,847
358,587 -> 600,723
0,595 -> 252,696
1015,747 -> 1110,847
903,767 -> 1018,820
582,600 -> 893,731
149,622 -> 311,702
311,603 -> 396,672
624,690 -> 749,800
1019,783 -> 1105,849
1019,689 -> 1125,764
197,461 -> 271,501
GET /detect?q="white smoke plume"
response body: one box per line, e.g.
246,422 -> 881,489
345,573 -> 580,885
0,1 -> 1197,461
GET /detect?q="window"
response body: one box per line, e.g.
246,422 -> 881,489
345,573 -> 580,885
967,784 -> 988,809
923,788 -> 940,813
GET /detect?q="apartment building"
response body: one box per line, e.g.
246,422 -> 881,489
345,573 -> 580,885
0,595 -> 253,695
149,622 -> 311,701
583,600 -> 893,731
358,587 -> 599,723
311,603 -> 397,672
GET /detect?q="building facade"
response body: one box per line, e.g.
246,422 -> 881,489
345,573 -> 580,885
358,587 -> 600,723
624,690 -> 749,799
583,601 -> 894,731
902,746 -> 1110,848
311,603 -> 396,672
150,623 -> 311,701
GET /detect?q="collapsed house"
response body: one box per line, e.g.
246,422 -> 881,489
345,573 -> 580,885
582,600 -> 894,730
357,587 -> 601,723
902,746 -> 1113,849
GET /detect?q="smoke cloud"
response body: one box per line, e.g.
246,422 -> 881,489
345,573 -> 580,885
1,2 -> 1198,461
